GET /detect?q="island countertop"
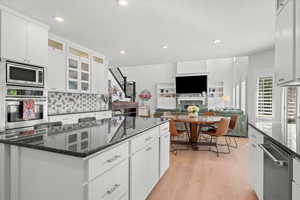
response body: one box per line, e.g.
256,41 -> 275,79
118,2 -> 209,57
248,120 -> 300,158
0,116 -> 168,158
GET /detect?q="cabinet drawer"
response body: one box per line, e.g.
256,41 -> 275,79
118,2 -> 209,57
89,160 -> 129,200
88,142 -> 129,180
292,182 -> 300,200
160,122 -> 169,136
131,127 -> 159,154
293,158 -> 300,184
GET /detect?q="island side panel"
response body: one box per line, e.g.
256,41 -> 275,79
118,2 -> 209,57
10,146 -> 86,200
0,144 -> 10,200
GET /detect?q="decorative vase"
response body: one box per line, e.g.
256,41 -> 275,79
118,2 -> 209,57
188,112 -> 198,118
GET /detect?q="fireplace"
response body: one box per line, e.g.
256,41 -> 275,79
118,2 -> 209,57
177,97 -> 208,111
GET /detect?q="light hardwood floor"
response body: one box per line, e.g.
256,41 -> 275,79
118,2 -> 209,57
147,138 -> 258,200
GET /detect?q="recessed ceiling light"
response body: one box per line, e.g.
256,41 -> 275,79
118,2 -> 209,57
54,17 -> 64,22
214,39 -> 221,44
162,45 -> 168,49
117,0 -> 128,6
120,50 -> 126,55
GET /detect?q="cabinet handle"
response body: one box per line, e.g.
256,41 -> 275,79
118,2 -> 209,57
146,147 -> 152,151
279,78 -> 285,82
102,184 -> 121,198
145,137 -> 153,142
105,155 -> 121,163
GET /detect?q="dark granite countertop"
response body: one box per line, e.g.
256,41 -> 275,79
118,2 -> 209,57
248,121 -> 300,158
0,116 -> 168,158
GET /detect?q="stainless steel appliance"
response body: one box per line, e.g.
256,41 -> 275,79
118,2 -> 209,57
5,86 -> 47,130
6,61 -> 44,87
260,139 -> 292,200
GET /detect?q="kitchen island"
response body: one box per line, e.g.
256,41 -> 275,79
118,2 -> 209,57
0,116 -> 170,200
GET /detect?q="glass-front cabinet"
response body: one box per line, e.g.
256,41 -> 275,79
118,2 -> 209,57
67,46 -> 90,92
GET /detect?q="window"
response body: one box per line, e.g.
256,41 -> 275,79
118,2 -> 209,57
256,76 -> 273,118
287,87 -> 297,123
241,81 -> 246,112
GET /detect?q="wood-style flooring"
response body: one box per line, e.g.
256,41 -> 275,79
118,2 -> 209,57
147,138 -> 258,200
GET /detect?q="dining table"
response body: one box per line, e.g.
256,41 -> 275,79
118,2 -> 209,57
161,115 -> 227,149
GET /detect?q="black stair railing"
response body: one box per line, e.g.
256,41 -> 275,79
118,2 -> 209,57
109,67 -> 136,101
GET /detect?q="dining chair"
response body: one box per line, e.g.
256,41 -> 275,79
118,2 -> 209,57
225,115 -> 239,148
201,118 -> 230,157
201,111 -> 217,131
169,119 -> 190,155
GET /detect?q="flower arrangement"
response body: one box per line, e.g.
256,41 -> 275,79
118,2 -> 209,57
187,105 -> 200,113
187,105 -> 200,117
138,90 -> 152,101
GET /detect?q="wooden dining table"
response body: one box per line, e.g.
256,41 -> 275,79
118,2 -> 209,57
161,115 -> 226,148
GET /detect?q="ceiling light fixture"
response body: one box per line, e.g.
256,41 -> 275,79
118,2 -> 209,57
162,45 -> 168,49
214,39 -> 221,44
117,0 -> 129,6
54,17 -> 64,22
120,50 -> 126,55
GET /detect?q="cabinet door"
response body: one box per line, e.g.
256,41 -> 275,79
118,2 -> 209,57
131,140 -> 159,200
146,139 -> 159,193
159,133 -> 170,178
275,0 -> 295,84
257,144 -> 264,200
27,23 -> 48,66
48,43 -> 66,91
293,182 -> 300,200
1,11 -> 27,63
80,57 -> 90,92
67,55 -> 80,91
91,56 -> 108,94
249,142 -> 258,193
131,147 -> 148,200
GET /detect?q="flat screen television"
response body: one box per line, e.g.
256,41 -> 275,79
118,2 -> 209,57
176,75 -> 207,94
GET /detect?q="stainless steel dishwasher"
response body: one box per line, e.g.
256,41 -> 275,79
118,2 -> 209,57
260,139 -> 292,200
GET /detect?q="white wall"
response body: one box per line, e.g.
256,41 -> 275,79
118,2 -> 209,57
247,47 -> 280,122
122,58 -> 239,112
121,63 -> 176,111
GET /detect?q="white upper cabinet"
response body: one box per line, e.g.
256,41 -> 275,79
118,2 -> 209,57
0,10 -> 49,66
1,11 -> 27,63
47,37 -> 66,91
67,45 -> 91,92
27,22 -> 48,67
275,0 -> 295,85
91,54 -> 108,94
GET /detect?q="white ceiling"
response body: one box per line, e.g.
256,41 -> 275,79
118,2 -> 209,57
0,0 -> 275,67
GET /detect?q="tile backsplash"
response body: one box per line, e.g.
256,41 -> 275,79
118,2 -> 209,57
48,92 -> 106,115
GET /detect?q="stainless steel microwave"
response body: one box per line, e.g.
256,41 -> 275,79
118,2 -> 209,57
6,62 -> 44,87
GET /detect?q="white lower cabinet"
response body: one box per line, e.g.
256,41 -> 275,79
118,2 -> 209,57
88,160 -> 129,200
248,125 -> 264,200
159,131 -> 170,177
293,182 -> 300,200
131,139 -> 159,200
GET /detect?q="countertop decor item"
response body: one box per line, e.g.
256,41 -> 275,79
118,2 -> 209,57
187,105 -> 199,118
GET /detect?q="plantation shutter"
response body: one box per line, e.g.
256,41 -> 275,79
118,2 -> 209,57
287,87 -> 297,122
257,77 -> 273,118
